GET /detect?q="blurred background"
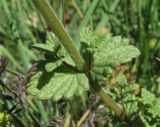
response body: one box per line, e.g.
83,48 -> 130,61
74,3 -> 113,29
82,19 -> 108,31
0,0 -> 160,126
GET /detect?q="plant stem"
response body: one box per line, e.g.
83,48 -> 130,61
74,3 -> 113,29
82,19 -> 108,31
72,0 -> 84,18
89,76 -> 125,118
64,114 -> 72,127
77,109 -> 91,127
32,0 -> 86,72
32,0 -> 125,118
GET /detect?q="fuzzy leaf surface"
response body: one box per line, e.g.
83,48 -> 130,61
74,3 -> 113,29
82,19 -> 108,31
45,59 -> 63,72
80,28 -> 140,80
27,71 -> 89,100
93,35 -> 140,67
116,73 -> 127,86
33,32 -> 75,70
124,93 -> 137,117
141,88 -> 160,117
32,32 -> 58,52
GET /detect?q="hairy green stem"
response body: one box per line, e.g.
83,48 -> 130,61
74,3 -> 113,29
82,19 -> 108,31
89,77 -> 125,118
32,0 -> 125,118
32,0 -> 86,71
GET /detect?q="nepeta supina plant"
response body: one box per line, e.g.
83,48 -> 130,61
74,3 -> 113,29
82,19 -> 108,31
1,1 -> 160,126
29,0 -> 140,120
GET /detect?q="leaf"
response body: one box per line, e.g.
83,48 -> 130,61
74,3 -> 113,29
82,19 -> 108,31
124,94 -> 137,117
93,37 -> 139,79
91,66 -> 113,80
80,28 -> 140,80
139,112 -> 155,127
149,101 -> 160,117
139,112 -> 159,127
116,73 -> 127,86
122,84 -> 138,116
33,32 -> 75,67
126,83 -> 139,92
58,47 -> 75,66
27,71 -> 89,100
32,43 -> 54,52
93,35 -> 140,67
32,32 -> 59,52
45,59 -> 63,72
141,88 -> 156,106
80,27 -> 95,46
141,88 -> 160,117
80,27 -> 106,49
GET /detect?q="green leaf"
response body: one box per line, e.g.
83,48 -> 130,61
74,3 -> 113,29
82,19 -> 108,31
33,32 -> 75,67
122,84 -> 138,116
141,88 -> 160,117
91,66 -> 113,80
141,88 -> 156,105
116,73 -> 127,86
93,36 -> 139,79
32,32 -> 59,52
80,27 -> 106,49
93,35 -> 140,67
58,47 -> 75,66
80,28 -> 140,80
32,43 -> 54,52
103,83 -> 138,117
139,112 -> 156,127
149,101 -> 160,117
80,27 -> 95,46
27,71 -> 89,100
124,93 -> 137,117
45,59 -> 63,72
